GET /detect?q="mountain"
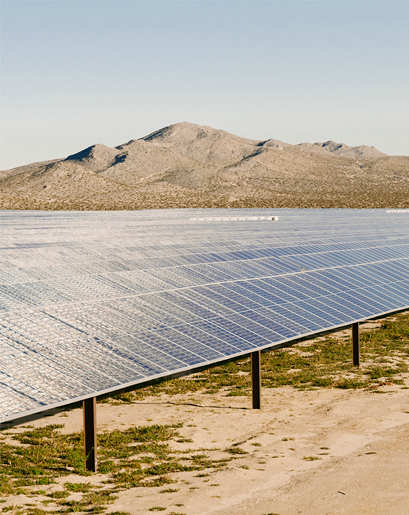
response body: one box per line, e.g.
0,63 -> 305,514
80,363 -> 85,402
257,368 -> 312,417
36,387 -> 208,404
313,140 -> 387,159
1,122 -> 408,210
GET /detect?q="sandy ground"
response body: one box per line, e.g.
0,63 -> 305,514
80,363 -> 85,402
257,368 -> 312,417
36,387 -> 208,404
4,379 -> 409,515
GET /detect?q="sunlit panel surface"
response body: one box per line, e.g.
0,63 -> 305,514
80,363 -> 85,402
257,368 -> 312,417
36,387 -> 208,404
1,209 -> 409,422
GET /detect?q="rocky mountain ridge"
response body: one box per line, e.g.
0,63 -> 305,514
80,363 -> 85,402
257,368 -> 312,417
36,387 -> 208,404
1,122 -> 407,210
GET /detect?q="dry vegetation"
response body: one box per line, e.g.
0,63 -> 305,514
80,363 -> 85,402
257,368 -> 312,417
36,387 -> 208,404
1,123 -> 408,211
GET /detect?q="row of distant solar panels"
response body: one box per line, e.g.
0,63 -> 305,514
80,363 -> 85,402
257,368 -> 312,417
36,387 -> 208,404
2,231 -> 407,264
189,216 -> 278,221
1,242 -> 409,311
1,234 -> 408,279
4,259 -> 409,326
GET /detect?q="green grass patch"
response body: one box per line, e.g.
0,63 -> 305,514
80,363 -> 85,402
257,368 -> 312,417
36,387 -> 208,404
0,420 -> 235,514
227,447 -> 248,455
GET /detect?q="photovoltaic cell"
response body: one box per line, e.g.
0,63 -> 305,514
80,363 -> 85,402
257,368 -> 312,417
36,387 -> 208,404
1,208 -> 409,423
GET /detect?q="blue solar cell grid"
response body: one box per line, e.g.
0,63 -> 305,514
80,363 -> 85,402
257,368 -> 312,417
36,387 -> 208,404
1,208 -> 409,422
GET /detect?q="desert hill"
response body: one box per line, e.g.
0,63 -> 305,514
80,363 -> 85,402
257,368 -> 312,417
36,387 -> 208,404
312,140 -> 387,159
1,122 -> 408,210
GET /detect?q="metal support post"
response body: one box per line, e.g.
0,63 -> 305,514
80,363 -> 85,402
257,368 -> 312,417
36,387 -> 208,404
352,322 -> 360,367
83,397 -> 97,472
251,350 -> 261,409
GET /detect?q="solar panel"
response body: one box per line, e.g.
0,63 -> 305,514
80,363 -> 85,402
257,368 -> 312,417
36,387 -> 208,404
1,209 -> 409,423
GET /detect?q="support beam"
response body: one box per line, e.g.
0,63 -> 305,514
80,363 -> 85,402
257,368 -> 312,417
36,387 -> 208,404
83,397 -> 97,472
251,350 -> 261,409
352,322 -> 360,367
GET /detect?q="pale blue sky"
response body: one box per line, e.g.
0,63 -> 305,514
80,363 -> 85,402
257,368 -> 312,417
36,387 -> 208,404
1,0 -> 408,169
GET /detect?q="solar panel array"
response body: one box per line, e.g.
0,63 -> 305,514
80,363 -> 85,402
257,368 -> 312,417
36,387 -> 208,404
1,209 -> 409,423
